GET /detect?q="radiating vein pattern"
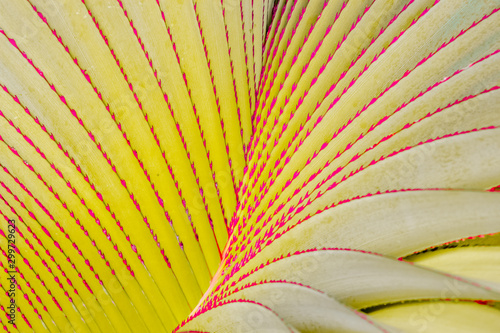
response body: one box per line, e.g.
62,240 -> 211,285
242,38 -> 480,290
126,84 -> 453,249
0,0 -> 499,332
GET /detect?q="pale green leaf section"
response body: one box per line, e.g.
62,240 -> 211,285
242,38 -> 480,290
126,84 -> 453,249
233,190 -> 500,281
225,282 -> 397,333
370,301 -> 500,333
408,247 -> 500,293
231,249 -> 500,309
289,127 -> 500,226
179,301 -> 298,333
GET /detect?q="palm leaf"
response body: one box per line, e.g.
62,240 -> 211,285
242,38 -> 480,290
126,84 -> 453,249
0,0 -> 499,332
